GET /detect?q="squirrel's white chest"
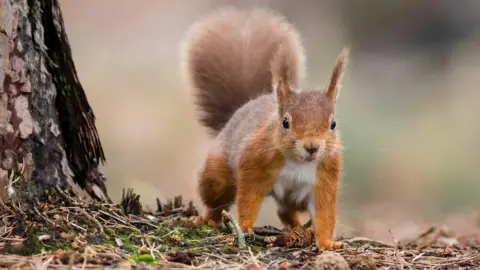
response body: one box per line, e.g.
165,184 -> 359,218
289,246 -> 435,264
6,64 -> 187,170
271,160 -> 317,204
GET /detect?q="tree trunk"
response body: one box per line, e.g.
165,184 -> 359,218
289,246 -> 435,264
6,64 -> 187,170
0,0 -> 110,210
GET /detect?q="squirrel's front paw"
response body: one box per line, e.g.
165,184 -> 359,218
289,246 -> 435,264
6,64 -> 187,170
240,226 -> 255,239
246,227 -> 255,238
186,216 -> 220,228
239,221 -> 255,239
316,240 -> 343,250
187,216 -> 205,226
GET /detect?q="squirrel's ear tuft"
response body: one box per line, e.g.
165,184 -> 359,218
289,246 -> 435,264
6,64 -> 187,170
271,42 -> 300,113
271,41 -> 303,89
325,47 -> 349,102
274,78 -> 295,114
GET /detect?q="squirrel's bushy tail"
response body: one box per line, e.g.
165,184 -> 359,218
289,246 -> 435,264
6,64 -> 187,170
181,7 -> 305,135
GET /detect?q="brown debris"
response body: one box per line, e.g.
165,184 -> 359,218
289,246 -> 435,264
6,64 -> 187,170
348,254 -> 377,270
155,195 -> 198,217
262,226 -> 314,248
120,188 -> 142,216
0,188 -> 478,269
166,251 -> 197,265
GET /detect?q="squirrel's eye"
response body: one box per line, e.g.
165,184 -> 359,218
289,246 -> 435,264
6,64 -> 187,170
282,117 -> 290,129
330,119 -> 336,130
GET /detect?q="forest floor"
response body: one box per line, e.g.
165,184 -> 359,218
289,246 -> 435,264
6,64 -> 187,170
0,189 -> 479,270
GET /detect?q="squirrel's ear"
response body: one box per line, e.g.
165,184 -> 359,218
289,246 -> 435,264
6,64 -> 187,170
271,42 -> 299,112
274,78 -> 295,113
325,47 -> 349,102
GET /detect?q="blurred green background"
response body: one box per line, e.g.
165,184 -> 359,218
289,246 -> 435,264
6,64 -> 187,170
60,0 -> 480,243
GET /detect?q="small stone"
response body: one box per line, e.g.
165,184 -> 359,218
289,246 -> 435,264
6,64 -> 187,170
138,246 -> 149,254
115,237 -> 124,247
38,234 -> 51,241
349,254 -> 377,270
314,251 -> 350,270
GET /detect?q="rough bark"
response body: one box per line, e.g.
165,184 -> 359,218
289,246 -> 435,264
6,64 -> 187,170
0,0 -> 110,209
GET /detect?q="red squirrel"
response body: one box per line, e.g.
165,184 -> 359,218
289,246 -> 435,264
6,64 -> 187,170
181,7 -> 348,250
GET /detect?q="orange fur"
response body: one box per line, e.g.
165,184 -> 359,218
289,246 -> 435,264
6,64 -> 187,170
182,7 -> 349,250
236,123 -> 284,235
313,152 -> 342,249
198,152 -> 234,224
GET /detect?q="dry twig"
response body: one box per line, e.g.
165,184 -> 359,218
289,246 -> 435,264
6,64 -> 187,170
221,210 -> 246,249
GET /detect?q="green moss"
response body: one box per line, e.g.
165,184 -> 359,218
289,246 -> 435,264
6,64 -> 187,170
104,227 -> 115,237
21,235 -> 44,255
156,225 -> 171,236
249,245 -> 263,253
178,225 -> 213,240
0,199 -> 257,266
107,231 -> 141,253
120,238 -> 137,253
130,254 -> 158,266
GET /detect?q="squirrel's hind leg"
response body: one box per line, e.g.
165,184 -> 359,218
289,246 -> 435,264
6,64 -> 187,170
198,152 -> 235,226
277,206 -> 302,230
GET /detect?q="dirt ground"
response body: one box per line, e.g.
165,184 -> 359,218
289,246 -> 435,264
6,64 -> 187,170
0,189 -> 479,270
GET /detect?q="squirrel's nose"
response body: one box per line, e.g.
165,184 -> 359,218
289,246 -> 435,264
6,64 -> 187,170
304,146 -> 318,155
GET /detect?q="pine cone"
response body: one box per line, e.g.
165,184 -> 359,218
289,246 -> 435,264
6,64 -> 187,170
274,226 -> 314,248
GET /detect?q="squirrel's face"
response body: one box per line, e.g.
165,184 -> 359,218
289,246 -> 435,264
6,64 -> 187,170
273,47 -> 348,163
277,91 -> 339,163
